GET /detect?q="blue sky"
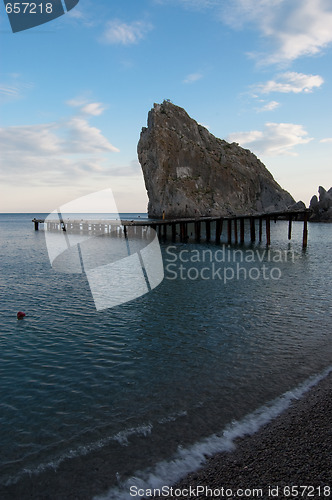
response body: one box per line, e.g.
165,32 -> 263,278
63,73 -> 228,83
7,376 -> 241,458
1,0 -> 331,213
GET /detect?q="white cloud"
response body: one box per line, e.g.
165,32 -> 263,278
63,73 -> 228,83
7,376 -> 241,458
101,20 -> 153,45
0,111 -> 119,186
258,101 -> 280,112
81,102 -> 105,116
66,97 -> 87,108
221,0 -> 332,64
183,73 -> 203,84
320,138 -> 332,143
66,99 -> 106,116
63,118 -> 119,154
255,72 -> 324,94
227,122 -> 312,156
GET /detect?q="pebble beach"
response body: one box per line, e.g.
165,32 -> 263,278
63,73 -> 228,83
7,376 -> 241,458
153,371 -> 332,500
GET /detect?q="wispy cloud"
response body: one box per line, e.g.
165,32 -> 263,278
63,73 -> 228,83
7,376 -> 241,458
320,137 -> 332,143
81,102 -> 105,116
257,101 -> 280,112
101,19 -> 153,45
227,122 -> 312,156
254,72 -> 324,94
0,105 -> 119,186
0,75 -> 33,102
0,85 -> 20,97
183,72 -> 203,84
67,99 -> 106,116
221,0 -> 332,64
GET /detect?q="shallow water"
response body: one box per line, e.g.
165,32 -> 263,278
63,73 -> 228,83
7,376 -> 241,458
0,214 -> 331,498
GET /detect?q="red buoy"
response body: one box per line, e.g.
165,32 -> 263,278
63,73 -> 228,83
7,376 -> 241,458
17,311 -> 26,320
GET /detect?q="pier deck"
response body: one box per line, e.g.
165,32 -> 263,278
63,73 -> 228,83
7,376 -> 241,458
32,209 -> 311,247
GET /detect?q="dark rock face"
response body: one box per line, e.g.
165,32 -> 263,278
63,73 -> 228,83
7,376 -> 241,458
138,101 -> 295,218
309,186 -> 332,222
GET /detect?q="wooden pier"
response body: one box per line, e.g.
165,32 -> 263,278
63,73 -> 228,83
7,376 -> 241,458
32,209 -> 311,247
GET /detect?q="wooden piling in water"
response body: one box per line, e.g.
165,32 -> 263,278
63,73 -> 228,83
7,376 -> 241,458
266,216 -> 271,245
180,222 -> 186,243
240,218 -> 245,244
227,219 -> 232,245
172,223 -> 177,242
215,218 -> 222,244
303,212 -> 308,248
259,217 -> 263,243
288,215 -> 292,240
195,221 -> 201,243
234,219 -> 238,244
206,221 -> 211,242
250,217 -> 256,242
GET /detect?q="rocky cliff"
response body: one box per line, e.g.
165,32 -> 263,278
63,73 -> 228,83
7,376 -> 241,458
309,186 -> 332,222
138,101 -> 295,218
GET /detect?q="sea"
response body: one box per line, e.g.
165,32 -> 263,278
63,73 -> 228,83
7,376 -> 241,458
0,213 -> 331,499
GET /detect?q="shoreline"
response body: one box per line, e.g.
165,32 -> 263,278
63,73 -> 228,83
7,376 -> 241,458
1,370 -> 331,500
152,371 -> 332,500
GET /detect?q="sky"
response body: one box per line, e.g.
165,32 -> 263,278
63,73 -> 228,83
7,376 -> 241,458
0,0 -> 331,213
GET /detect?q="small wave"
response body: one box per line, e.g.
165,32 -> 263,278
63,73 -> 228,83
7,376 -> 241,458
4,422 -> 153,487
95,365 -> 332,500
158,410 -> 187,424
113,424 -> 153,446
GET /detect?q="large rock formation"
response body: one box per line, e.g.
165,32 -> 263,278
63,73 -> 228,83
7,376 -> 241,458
309,186 -> 332,222
138,101 -> 295,218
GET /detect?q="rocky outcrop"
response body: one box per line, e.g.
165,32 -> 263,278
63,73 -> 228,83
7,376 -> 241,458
138,101 -> 295,218
309,186 -> 332,222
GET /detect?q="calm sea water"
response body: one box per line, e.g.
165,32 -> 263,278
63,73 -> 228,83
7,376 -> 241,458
0,213 -> 331,499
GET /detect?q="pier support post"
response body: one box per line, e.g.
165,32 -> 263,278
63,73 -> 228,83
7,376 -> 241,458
250,217 -> 256,243
266,216 -> 271,245
234,219 -> 238,244
215,218 -> 223,244
259,217 -> 263,243
180,222 -> 185,243
303,212 -> 308,248
227,219 -> 232,245
195,221 -> 201,243
33,219 -> 39,230
205,221 -> 211,242
172,223 -> 177,243
163,223 -> 167,241
240,219 -> 245,244
288,215 -> 292,240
